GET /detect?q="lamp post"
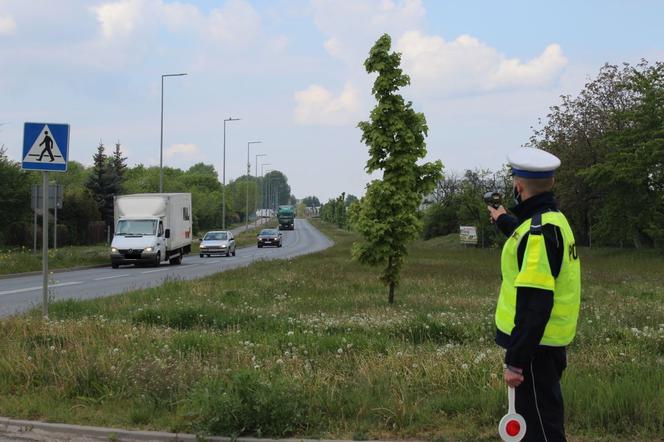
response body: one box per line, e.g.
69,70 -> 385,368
246,141 -> 262,231
262,166 -> 272,218
255,153 -> 267,227
160,73 -> 187,193
222,117 -> 241,229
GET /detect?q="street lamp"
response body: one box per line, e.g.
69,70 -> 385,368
246,141 -> 262,232
160,72 -> 187,193
261,165 -> 271,217
254,153 -> 267,228
222,117 -> 241,229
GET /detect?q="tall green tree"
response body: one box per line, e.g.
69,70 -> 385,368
85,141 -> 120,229
111,141 -> 128,193
302,196 -> 320,207
530,61 -> 664,247
352,34 -> 443,304
0,146 -> 31,245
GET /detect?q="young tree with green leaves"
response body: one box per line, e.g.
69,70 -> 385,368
352,34 -> 443,304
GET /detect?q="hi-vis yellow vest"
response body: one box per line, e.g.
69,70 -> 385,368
495,211 -> 581,346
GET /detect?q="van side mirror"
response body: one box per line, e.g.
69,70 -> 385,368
165,229 -> 171,239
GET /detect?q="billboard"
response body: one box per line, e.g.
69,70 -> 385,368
460,226 -> 478,245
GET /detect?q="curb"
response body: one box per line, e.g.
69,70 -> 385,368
0,417 -> 408,442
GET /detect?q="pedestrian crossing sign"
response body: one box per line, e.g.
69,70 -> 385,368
22,122 -> 70,172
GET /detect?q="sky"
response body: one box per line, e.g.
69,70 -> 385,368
1,0 -> 663,201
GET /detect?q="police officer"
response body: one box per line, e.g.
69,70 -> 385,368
488,148 -> 581,442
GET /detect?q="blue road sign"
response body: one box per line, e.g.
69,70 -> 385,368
22,122 -> 70,172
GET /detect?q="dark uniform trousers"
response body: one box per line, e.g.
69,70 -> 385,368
515,346 -> 567,442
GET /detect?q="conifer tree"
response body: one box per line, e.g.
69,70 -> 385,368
86,141 -> 119,229
111,140 -> 128,192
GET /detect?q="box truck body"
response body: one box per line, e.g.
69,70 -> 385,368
110,193 -> 192,268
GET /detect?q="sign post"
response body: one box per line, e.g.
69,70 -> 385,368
22,122 -> 70,318
498,386 -> 526,441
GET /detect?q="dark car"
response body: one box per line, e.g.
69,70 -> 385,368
257,229 -> 282,248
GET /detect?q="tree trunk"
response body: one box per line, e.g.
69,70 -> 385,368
388,281 -> 395,304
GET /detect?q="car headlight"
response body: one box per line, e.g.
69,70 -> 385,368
111,247 -> 118,253
200,244 -> 206,249
144,247 -> 154,252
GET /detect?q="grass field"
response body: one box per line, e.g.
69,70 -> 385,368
0,219 -> 277,275
0,221 -> 662,441
0,245 -> 109,276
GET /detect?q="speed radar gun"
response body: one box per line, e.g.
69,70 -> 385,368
498,386 -> 526,441
484,191 -> 503,209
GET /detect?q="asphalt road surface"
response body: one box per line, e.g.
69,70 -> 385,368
0,219 -> 332,318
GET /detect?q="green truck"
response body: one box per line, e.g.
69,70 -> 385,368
277,205 -> 295,230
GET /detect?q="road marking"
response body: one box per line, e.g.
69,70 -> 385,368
0,281 -> 83,296
93,274 -> 130,281
141,268 -> 168,274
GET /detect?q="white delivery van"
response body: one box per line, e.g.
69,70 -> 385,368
110,193 -> 193,268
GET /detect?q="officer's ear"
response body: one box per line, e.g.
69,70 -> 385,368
514,177 -> 525,194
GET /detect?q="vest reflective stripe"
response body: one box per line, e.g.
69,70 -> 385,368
495,211 -> 581,347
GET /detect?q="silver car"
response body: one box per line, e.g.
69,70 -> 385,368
199,231 -> 236,257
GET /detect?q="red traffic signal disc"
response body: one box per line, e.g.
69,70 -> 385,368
506,420 -> 521,436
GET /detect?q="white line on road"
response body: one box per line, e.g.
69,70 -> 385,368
140,268 -> 169,274
93,274 -> 130,281
0,281 -> 83,296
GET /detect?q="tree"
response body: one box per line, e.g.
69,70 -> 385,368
302,196 -> 320,207
352,34 -> 443,304
110,141 -> 128,193
262,170 -> 291,209
530,61 -> 664,247
0,146 -> 31,246
85,141 -> 120,229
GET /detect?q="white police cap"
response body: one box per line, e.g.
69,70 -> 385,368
507,148 -> 561,178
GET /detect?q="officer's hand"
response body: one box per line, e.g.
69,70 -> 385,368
504,368 -> 524,388
487,205 -> 507,223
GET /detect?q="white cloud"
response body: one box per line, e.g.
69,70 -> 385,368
312,0 -> 425,61
0,14 -> 16,35
161,2 -> 202,32
396,31 -> 568,96
92,0 -> 261,46
165,143 -> 202,160
93,0 -> 148,40
294,83 -> 361,125
206,0 -> 261,46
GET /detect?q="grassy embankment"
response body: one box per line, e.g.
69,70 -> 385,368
0,245 -> 109,276
0,219 -> 278,275
0,221 -> 662,441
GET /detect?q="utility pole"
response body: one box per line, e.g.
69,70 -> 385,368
255,153 -> 266,227
222,117 -> 240,229
246,141 -> 261,231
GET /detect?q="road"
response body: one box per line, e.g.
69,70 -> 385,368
0,219 -> 331,318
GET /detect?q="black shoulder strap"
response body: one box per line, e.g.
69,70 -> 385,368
530,212 -> 543,235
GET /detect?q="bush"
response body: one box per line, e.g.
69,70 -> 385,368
185,370 -> 310,437
6,222 -> 32,246
422,204 -> 458,240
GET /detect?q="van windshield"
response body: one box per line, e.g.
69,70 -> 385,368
116,220 -> 157,236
